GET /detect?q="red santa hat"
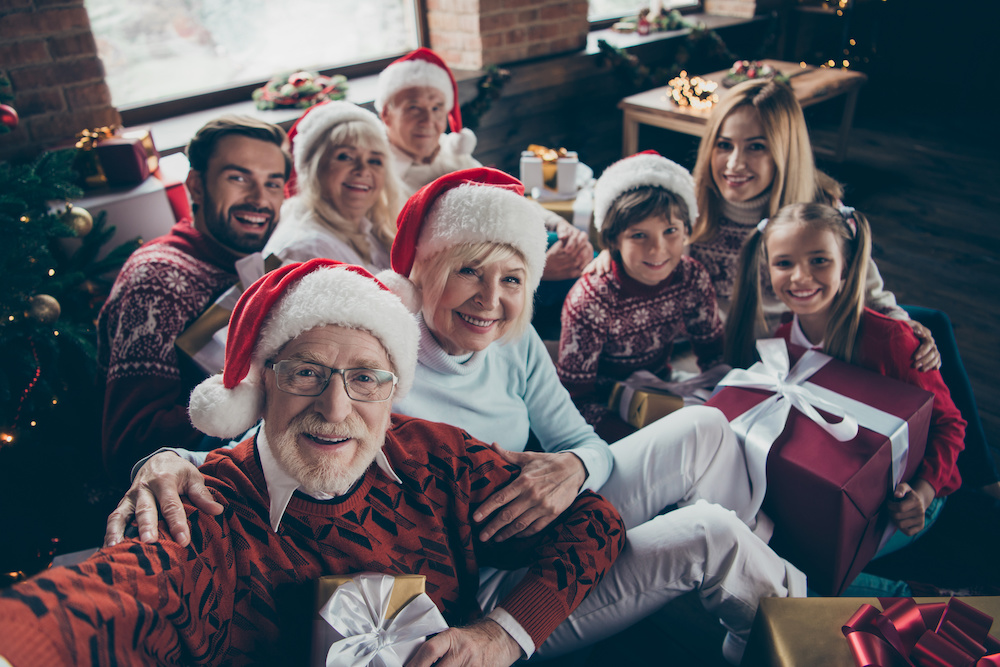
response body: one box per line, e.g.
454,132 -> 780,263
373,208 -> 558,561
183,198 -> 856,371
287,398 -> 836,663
592,150 -> 699,232
377,167 -> 547,312
188,259 -> 418,439
375,47 -> 462,133
283,101 -> 387,197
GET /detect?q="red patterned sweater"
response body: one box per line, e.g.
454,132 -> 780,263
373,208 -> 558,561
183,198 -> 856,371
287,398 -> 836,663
776,309 -> 965,496
0,415 -> 625,666
557,257 -> 723,430
97,219 -> 238,478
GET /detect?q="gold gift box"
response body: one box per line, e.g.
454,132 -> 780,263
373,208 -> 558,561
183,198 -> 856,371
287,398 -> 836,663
744,596 -> 1000,666
315,574 -> 426,622
608,383 -> 684,429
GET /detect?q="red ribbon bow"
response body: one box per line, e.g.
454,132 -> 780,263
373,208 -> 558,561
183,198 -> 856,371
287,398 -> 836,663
843,597 -> 1000,667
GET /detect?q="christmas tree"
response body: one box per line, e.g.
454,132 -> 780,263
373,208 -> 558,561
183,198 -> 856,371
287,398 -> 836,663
0,95 -> 141,579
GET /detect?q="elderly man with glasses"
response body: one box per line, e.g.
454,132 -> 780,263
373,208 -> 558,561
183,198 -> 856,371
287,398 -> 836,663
0,260 -> 624,667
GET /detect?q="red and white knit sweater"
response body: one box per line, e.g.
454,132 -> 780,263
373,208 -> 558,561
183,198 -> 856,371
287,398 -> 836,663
97,219 -> 238,478
0,415 -> 625,666
557,257 -> 723,430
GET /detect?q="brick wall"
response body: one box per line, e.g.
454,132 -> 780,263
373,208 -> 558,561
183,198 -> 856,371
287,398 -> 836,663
0,0 -> 119,161
427,0 -> 590,70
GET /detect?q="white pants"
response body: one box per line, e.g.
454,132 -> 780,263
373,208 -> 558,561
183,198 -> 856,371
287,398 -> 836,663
477,406 -> 806,658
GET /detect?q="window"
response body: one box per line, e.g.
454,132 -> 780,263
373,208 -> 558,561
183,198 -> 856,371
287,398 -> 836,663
589,0 -> 699,23
86,0 -> 420,111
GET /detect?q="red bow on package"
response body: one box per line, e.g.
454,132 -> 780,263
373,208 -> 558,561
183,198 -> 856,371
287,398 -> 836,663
843,597 -> 1000,666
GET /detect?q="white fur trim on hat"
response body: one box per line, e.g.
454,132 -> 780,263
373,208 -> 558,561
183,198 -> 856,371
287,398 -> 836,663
439,127 -> 477,158
292,102 -> 387,176
592,153 -> 699,232
376,59 -> 455,113
416,183 -> 548,292
188,265 -> 418,440
375,269 -> 422,314
189,375 -> 263,439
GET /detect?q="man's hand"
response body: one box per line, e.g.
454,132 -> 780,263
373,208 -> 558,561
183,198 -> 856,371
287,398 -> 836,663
104,452 -> 220,547
473,447 -> 586,542
581,248 -> 613,278
905,319 -> 941,372
887,479 -> 936,536
541,220 -> 593,282
406,619 -> 521,667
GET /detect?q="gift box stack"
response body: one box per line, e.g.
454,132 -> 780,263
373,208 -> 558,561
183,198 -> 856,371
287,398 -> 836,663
705,338 -> 934,596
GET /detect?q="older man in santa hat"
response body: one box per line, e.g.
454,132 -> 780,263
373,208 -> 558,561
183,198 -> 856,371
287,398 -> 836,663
375,47 -> 593,286
0,260 -> 624,666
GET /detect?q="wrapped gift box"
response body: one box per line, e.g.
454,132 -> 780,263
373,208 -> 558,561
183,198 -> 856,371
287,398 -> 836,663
608,382 -> 684,429
95,129 -> 159,186
705,339 -> 933,595
175,253 -> 282,375
310,573 -> 448,667
744,597 -> 1000,667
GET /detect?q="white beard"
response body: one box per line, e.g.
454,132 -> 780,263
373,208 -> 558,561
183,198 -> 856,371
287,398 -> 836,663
266,411 -> 387,497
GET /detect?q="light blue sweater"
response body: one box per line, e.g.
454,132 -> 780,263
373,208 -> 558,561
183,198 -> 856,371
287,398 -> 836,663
164,317 -> 613,492
394,316 -> 613,492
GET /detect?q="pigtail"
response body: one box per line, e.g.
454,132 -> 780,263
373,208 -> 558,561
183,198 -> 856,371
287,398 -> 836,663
724,224 -> 768,368
823,210 -> 871,363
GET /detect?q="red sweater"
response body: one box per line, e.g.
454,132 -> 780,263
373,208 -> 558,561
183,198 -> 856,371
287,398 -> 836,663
97,219 -> 239,479
776,309 -> 965,496
558,257 -> 723,429
0,415 -> 625,665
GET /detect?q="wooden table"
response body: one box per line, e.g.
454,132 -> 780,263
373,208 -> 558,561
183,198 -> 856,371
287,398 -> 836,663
618,60 -> 868,161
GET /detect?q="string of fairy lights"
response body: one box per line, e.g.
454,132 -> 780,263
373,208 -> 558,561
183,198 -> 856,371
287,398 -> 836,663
664,0 -> 881,112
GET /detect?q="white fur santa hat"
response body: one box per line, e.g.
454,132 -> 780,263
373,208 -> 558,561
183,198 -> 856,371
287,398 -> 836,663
377,167 -> 547,313
188,259 -> 418,439
592,150 -> 699,232
283,101 -> 388,195
375,47 -> 462,133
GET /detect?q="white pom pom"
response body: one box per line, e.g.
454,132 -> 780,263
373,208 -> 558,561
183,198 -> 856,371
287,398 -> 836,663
441,127 -> 477,157
375,270 -> 422,313
188,375 -> 263,439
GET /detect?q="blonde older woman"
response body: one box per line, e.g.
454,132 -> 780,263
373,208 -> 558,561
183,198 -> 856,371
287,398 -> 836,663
264,101 -> 404,271
108,169 -> 805,665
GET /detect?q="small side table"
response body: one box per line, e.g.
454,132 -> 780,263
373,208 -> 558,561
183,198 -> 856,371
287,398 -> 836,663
619,60 -> 867,161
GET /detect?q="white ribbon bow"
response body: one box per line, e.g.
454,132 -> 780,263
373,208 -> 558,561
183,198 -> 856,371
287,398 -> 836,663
320,574 -> 449,667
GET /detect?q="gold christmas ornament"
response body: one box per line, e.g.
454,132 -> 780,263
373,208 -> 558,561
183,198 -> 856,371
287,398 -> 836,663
28,294 -> 61,324
62,204 -> 93,237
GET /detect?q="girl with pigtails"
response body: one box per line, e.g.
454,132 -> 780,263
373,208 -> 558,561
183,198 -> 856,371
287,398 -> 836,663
725,201 -> 966,595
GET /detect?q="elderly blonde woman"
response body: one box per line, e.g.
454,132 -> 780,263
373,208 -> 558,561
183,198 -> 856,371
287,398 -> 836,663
111,169 -> 806,665
263,101 -> 404,271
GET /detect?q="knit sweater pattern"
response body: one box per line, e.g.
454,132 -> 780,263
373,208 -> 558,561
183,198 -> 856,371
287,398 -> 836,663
0,415 -> 625,665
557,258 -> 723,427
97,220 -> 238,476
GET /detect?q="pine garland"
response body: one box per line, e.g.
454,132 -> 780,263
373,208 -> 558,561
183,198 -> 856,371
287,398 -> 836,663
459,65 -> 511,131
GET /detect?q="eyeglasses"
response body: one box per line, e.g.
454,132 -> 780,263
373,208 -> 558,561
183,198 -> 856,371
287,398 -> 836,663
267,360 -> 398,403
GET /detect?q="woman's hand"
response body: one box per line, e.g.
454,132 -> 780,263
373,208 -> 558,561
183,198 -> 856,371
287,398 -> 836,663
906,319 -> 941,372
581,249 -> 612,278
104,452 -> 221,547
406,619 -> 521,667
542,220 -> 593,281
887,479 -> 936,536
473,447 -> 587,543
